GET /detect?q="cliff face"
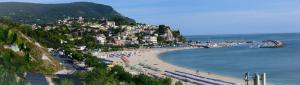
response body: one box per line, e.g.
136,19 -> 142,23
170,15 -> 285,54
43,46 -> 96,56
165,28 -> 175,41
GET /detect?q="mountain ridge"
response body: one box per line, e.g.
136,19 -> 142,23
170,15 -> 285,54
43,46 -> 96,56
0,2 -> 135,24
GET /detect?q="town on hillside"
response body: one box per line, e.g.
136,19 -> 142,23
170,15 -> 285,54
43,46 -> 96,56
31,16 -> 185,47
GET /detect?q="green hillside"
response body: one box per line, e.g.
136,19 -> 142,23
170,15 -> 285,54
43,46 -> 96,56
0,19 -> 62,84
0,2 -> 135,25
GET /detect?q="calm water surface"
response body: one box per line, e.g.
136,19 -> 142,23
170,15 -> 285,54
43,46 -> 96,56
160,33 -> 300,85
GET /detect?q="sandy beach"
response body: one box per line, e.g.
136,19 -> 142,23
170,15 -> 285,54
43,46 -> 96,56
108,48 -> 249,85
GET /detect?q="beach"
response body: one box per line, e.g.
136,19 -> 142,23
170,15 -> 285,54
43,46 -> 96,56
107,48 -> 249,85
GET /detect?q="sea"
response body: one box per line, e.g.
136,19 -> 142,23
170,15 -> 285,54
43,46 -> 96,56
160,33 -> 300,85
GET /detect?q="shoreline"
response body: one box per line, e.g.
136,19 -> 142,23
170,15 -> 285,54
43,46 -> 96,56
122,47 -> 248,85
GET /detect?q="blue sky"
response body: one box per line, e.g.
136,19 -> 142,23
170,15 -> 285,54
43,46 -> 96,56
1,0 -> 300,35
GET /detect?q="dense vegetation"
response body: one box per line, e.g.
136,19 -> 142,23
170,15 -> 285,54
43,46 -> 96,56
77,56 -> 173,85
0,19 -> 61,84
0,2 -> 135,25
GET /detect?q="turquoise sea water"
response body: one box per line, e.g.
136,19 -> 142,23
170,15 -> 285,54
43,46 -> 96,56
160,33 -> 300,85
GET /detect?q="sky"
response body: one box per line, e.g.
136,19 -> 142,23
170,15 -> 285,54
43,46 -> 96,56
1,0 -> 300,35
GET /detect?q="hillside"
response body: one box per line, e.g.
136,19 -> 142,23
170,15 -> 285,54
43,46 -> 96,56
0,2 -> 184,84
0,18 -> 175,85
0,2 -> 135,25
0,19 -> 62,75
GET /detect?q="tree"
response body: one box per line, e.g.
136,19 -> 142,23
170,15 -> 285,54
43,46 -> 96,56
0,26 -> 9,43
157,25 -> 169,35
24,53 -> 31,63
7,31 -> 17,44
108,16 -> 136,26
172,30 -> 186,42
11,33 -> 17,44
0,65 -> 20,85
85,54 -> 98,67
161,78 -> 172,85
85,66 -> 118,85
18,43 -> 25,51
71,52 -> 84,61
175,81 -> 183,85
110,65 -> 133,82
172,30 -> 180,38
60,79 -> 74,85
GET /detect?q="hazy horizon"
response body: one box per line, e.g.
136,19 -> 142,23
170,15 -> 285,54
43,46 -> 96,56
1,0 -> 300,35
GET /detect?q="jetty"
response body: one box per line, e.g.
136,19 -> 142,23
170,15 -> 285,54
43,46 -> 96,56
259,40 -> 283,48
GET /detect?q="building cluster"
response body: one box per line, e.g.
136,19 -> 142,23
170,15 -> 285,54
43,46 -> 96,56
32,17 -> 180,47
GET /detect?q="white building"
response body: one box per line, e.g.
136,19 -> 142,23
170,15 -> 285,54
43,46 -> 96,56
95,34 -> 106,44
77,46 -> 86,51
78,16 -> 84,23
102,20 -> 116,28
149,36 -> 158,44
144,36 -> 158,44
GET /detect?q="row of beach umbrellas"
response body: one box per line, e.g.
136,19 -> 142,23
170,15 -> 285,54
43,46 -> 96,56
175,71 -> 235,85
165,71 -> 236,85
107,51 -> 137,58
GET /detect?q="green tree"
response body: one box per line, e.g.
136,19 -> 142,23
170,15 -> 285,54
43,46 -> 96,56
157,25 -> 169,35
71,52 -> 84,61
0,65 -> 19,85
11,33 -> 17,44
110,65 -> 133,82
175,81 -> 183,85
18,43 -> 25,51
60,79 -> 74,85
85,55 -> 98,67
0,26 -> 9,43
161,78 -> 172,85
24,53 -> 31,63
7,31 -> 17,44
172,30 -> 186,42
85,66 -> 118,85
